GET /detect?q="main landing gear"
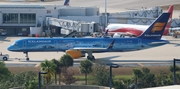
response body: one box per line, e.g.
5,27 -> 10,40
87,51 -> 95,61
24,52 -> 29,61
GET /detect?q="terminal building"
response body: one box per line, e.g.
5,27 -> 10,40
0,4 -> 102,36
0,4 -> 179,36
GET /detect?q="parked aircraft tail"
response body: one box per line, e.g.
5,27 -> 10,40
138,13 -> 170,40
63,0 -> 70,6
163,5 -> 173,35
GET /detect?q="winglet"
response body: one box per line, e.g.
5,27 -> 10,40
107,40 -> 115,49
63,0 -> 70,6
138,13 -> 170,40
103,29 -> 109,37
105,29 -> 109,35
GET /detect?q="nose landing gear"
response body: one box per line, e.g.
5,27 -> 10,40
24,52 -> 29,61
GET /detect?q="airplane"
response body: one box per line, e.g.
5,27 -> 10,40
105,5 -> 173,36
7,13 -> 170,61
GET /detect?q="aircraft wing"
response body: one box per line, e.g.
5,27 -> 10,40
69,39 -> 115,51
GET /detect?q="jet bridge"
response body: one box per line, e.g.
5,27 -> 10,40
46,17 -> 86,32
46,17 -> 102,33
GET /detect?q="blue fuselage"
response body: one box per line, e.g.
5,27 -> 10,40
7,37 -> 169,52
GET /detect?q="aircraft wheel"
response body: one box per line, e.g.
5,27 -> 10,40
87,56 -> 95,61
26,58 -> 29,61
3,57 -> 8,61
87,56 -> 91,60
92,56 -> 95,61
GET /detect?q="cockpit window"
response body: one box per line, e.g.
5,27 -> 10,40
12,42 -> 18,46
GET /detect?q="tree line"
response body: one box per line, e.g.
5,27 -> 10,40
1,54 -> 180,89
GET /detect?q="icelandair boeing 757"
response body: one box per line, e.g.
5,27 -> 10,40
8,13 -> 170,61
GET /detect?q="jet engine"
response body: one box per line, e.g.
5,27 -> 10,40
66,50 -> 85,59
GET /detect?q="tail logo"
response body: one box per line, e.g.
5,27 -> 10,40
151,22 -> 166,33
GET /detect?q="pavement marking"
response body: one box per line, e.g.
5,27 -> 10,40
35,63 -> 41,67
138,63 -> 144,67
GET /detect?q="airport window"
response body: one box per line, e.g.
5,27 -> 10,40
20,13 -> 36,23
22,28 -> 27,31
3,13 -> 18,23
52,29 -> 56,33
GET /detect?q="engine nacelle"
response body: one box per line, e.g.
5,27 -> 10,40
66,50 -> 85,59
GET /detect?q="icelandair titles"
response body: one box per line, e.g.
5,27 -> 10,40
28,40 -> 51,43
144,34 -> 161,37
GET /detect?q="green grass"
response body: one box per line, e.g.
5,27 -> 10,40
74,75 -> 133,81
114,75 -> 133,81
74,76 -> 87,81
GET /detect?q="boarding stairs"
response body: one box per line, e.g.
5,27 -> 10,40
63,30 -> 77,38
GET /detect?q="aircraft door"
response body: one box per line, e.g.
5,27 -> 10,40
125,40 -> 132,48
138,39 -> 142,47
138,40 -> 141,44
126,39 -> 139,48
23,40 -> 27,48
54,40 -> 58,49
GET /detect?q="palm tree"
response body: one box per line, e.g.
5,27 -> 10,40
59,54 -> 74,84
59,54 -> 73,68
133,68 -> 143,89
51,58 -> 61,85
40,59 -> 56,84
79,60 -> 93,85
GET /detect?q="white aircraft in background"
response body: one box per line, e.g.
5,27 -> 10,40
105,5 -> 173,36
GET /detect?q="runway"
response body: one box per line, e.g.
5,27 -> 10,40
4,57 -> 180,67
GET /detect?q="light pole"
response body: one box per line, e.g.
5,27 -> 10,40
38,71 -> 47,89
107,63 -> 119,89
104,0 -> 107,28
173,58 -> 180,85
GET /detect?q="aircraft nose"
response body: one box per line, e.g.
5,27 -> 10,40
7,46 -> 13,51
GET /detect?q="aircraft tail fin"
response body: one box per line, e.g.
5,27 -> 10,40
138,13 -> 170,40
63,0 -> 70,6
164,5 -> 173,35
